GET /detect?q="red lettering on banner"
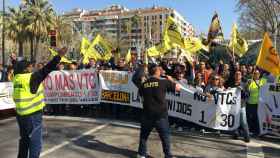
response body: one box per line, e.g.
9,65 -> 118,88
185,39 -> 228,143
84,72 -> 90,89
68,74 -> 75,90
89,73 -> 96,89
63,74 -> 69,90
77,73 -> 83,89
43,76 -> 53,90
55,74 -> 63,90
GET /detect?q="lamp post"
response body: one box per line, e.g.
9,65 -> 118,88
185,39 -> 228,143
2,0 -> 5,65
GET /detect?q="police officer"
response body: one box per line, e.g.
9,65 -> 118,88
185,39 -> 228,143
137,64 -> 181,158
11,48 -> 67,158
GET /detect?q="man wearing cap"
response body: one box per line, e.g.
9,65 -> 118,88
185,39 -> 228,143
11,47 -> 67,158
137,64 -> 181,158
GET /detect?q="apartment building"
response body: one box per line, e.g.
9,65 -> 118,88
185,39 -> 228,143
64,5 -> 195,53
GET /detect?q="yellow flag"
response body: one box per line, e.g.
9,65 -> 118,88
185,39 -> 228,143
207,12 -> 224,43
256,32 -> 280,76
82,54 -> 90,64
88,34 -> 113,61
163,16 -> 185,49
183,37 -> 204,53
125,49 -> 131,63
49,48 -> 72,63
147,46 -> 160,57
228,23 -> 248,57
80,37 -> 91,55
147,41 -> 170,57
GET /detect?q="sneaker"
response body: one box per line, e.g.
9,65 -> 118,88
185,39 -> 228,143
136,155 -> 146,158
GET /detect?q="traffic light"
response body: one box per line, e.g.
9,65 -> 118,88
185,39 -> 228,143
49,30 -> 57,47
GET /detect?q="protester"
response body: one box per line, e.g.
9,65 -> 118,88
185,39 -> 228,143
246,68 -> 267,137
5,65 -> 14,82
198,61 -> 212,85
11,47 -> 67,158
230,71 -> 250,142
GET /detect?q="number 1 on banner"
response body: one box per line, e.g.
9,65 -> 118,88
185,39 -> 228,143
199,110 -> 207,124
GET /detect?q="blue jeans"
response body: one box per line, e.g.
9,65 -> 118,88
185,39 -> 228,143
16,111 -> 43,158
234,107 -> 250,139
138,116 -> 172,158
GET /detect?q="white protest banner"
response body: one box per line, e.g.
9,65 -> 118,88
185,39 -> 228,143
0,82 -> 15,110
258,83 -> 280,136
166,88 -> 241,130
99,70 -> 134,105
99,70 -> 241,130
43,70 -> 99,104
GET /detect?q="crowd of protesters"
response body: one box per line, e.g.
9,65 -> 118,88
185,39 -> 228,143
0,50 -> 276,143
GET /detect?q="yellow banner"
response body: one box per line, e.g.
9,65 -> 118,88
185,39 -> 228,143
164,16 -> 185,49
183,37 -> 204,53
256,33 -> 280,76
228,23 -> 248,57
80,37 -> 91,55
88,34 -> 113,61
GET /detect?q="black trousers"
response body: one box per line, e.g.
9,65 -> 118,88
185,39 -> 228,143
246,104 -> 260,135
138,116 -> 172,158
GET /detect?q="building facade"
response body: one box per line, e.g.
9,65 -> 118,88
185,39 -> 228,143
64,5 -> 195,54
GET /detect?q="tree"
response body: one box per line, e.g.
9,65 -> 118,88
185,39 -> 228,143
53,15 -> 72,47
5,7 -> 29,57
24,0 -> 55,61
237,0 -> 280,39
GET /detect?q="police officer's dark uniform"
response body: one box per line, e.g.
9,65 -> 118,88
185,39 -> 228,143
137,65 -> 176,158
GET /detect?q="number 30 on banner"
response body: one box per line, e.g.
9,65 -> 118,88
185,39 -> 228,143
199,110 -> 235,128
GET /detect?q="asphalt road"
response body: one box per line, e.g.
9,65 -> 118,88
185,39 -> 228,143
0,116 -> 279,158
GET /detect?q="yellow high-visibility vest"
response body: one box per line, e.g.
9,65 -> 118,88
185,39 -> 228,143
13,73 -> 45,116
247,78 -> 267,105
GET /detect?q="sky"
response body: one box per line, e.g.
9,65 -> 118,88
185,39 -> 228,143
3,0 -> 239,38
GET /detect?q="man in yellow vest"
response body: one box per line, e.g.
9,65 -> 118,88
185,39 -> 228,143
11,47 -> 67,158
246,69 -> 267,137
